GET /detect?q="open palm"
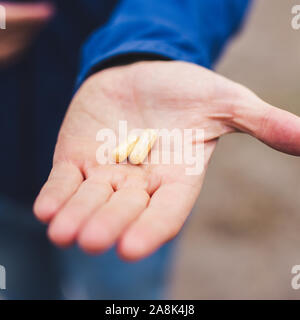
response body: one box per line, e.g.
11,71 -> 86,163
34,61 -> 300,260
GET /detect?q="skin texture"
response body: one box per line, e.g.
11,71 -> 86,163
0,2 -> 53,65
33,61 -> 300,261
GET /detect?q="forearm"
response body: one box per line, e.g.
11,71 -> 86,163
76,0 -> 251,89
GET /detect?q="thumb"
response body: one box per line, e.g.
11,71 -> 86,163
229,98 -> 300,156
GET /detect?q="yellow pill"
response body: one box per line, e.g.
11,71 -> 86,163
129,129 -> 158,165
112,134 -> 139,163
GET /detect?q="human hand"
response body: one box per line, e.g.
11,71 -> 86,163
0,2 -> 53,65
34,61 -> 300,261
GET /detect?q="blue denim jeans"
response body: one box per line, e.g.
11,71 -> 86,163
0,195 -> 175,300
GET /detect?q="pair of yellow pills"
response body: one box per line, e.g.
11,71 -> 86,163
112,129 -> 158,164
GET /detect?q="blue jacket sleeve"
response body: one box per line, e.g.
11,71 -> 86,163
76,0 -> 251,88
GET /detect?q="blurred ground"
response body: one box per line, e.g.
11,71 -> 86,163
170,0 -> 300,299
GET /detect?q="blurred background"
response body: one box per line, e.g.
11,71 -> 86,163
170,0 -> 300,299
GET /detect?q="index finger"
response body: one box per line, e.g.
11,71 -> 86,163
117,182 -> 201,261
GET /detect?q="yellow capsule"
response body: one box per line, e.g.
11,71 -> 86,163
112,134 -> 139,163
129,129 -> 158,165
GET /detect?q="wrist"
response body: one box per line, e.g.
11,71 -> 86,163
87,53 -> 170,78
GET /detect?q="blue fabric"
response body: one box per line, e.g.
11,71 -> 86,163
0,0 -> 250,205
77,0 -> 251,88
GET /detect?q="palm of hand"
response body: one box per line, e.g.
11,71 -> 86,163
34,61 -> 300,260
